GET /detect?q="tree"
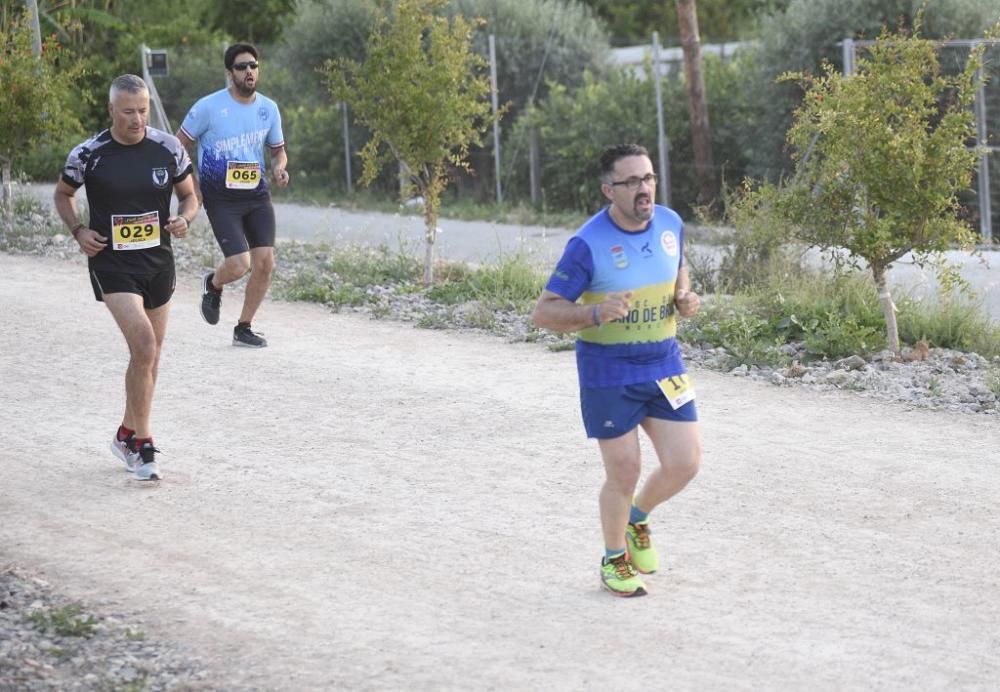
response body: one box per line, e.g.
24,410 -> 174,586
579,0 -> 790,44
675,0 -> 718,207
0,13 -> 83,234
748,21 -> 992,353
202,0 -> 297,44
745,0 -> 1000,182
325,0 -> 496,284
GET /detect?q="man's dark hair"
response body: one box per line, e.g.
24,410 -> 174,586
599,144 -> 650,180
224,43 -> 259,70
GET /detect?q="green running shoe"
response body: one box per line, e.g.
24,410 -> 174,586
626,521 -> 659,574
600,553 -> 647,597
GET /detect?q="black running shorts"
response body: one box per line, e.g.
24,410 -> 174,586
204,196 -> 276,257
90,267 -> 176,309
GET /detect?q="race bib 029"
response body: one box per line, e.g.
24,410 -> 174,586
225,161 -> 261,190
111,211 -> 161,251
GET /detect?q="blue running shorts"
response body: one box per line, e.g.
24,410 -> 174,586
580,380 -> 698,439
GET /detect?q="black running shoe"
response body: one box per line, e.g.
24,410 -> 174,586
233,323 -> 268,348
200,271 -> 221,325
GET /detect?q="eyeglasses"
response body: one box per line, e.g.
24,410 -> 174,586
609,173 -> 658,191
232,61 -> 259,71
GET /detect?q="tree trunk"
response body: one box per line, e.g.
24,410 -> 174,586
872,265 -> 901,354
674,0 -> 718,207
423,203 -> 438,286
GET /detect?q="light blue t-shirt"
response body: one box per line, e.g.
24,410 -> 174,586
544,205 -> 687,388
180,88 -> 284,202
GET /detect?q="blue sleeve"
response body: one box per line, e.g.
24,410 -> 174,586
544,237 -> 594,303
179,98 -> 207,140
267,102 -> 285,148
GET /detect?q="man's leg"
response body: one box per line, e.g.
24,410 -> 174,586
633,417 -> 701,516
597,429 -> 643,554
238,245 -> 275,324
211,251 -> 252,288
102,294 -> 170,439
596,428 -> 649,596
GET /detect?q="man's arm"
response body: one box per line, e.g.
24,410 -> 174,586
532,289 -> 632,334
174,129 -> 203,203
165,175 -> 200,238
269,145 -> 289,188
53,179 -> 106,257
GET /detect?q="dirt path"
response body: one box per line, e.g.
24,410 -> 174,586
2,253 -> 999,690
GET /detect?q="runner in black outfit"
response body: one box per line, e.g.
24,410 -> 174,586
53,74 -> 199,481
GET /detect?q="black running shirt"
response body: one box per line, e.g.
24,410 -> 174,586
61,127 -> 193,274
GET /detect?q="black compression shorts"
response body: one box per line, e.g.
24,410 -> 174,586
204,196 -> 276,257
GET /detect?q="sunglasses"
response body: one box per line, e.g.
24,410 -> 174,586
232,61 -> 259,71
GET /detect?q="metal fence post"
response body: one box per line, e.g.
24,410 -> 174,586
489,34 -> 502,204
341,102 -> 353,195
843,37 -> 855,76
974,67 -> 993,241
652,32 -> 671,206
529,127 -> 541,206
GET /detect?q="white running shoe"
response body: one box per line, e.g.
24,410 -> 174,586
133,440 -> 162,481
110,435 -> 140,471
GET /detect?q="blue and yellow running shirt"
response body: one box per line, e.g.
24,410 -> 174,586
544,205 -> 687,388
179,89 -> 284,202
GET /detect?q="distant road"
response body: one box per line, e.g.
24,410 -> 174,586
20,182 -> 1000,322
22,182 -> 572,266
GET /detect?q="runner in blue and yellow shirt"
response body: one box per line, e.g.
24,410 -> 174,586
177,42 -> 289,348
532,144 -> 702,598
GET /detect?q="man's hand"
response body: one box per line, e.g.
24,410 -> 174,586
165,216 -> 190,238
272,166 -> 290,188
595,291 -> 633,324
75,228 -> 108,257
674,288 -> 700,318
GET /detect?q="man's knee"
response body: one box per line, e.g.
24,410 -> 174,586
677,442 -> 702,482
606,455 -> 642,493
224,253 -> 252,278
127,331 -> 160,370
251,250 -> 275,277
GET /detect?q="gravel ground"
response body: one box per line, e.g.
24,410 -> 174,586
1,203 -> 997,689
0,566 -> 227,691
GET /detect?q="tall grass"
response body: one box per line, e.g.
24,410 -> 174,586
426,252 -> 544,309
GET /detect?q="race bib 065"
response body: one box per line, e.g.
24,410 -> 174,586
225,161 -> 261,190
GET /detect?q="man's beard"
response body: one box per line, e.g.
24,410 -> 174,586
234,81 -> 257,98
633,194 -> 653,220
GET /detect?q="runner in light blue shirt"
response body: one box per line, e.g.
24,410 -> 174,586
177,43 -> 289,348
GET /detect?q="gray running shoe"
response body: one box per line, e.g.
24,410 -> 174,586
133,441 -> 162,481
200,271 -> 221,325
233,324 -> 267,348
110,434 -> 139,471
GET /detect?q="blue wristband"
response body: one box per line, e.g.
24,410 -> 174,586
592,304 -> 602,327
